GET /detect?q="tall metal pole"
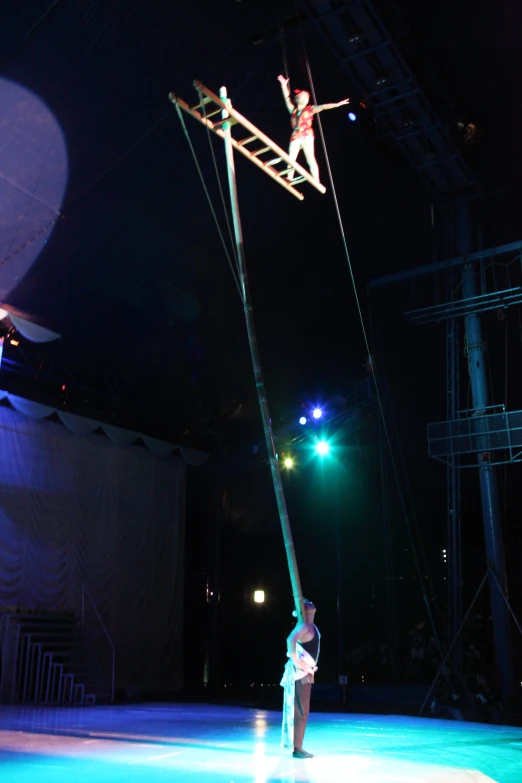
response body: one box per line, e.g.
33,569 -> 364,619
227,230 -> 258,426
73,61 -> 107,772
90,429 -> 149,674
211,423 -> 223,691
219,86 -> 306,623
446,262 -> 462,685
458,202 -> 513,701
335,479 -> 346,702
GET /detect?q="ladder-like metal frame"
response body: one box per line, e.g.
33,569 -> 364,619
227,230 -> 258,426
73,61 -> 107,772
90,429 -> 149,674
169,81 -> 326,201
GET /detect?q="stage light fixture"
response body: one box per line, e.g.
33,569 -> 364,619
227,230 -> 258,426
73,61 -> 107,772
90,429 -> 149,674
299,416 -> 307,425
284,457 -> 294,469
316,440 -> 330,456
312,408 -> 322,419
348,112 -> 357,122
254,590 -> 265,604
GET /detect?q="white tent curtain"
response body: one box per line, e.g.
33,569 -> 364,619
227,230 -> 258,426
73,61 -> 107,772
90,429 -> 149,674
0,401 -> 187,692
0,391 -> 208,466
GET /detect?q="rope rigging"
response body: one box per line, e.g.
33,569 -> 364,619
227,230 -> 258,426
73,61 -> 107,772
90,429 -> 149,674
197,86 -> 240,278
286,14 -> 446,659
0,106 -> 174,274
0,20 -> 272,278
173,101 -> 242,300
277,10 -> 290,82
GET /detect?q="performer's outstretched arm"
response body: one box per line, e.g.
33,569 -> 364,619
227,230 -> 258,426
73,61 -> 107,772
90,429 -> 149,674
277,75 -> 295,113
314,98 -> 350,113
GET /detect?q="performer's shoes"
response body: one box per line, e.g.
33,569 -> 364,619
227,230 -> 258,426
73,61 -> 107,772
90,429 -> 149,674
293,748 -> 314,759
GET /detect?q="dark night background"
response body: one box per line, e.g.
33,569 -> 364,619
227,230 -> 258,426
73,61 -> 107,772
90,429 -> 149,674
1,0 -> 521,705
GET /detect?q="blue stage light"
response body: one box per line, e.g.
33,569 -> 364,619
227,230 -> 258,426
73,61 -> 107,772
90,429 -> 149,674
299,416 -> 307,425
348,112 -> 357,122
312,408 -> 322,419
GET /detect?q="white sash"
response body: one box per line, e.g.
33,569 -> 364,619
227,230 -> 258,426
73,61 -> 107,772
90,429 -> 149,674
280,628 -> 321,749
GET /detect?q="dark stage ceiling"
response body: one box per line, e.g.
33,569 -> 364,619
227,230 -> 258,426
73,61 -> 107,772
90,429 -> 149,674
0,0 -> 519,438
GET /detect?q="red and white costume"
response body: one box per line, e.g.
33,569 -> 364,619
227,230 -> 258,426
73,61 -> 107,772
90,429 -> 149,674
290,106 -> 315,141
287,105 -> 319,182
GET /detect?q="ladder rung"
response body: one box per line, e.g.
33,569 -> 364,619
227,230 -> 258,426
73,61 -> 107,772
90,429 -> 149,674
252,146 -> 271,157
211,117 -> 238,127
275,168 -> 306,186
276,170 -> 305,184
190,97 -> 213,111
238,135 -> 258,146
265,157 -> 284,166
203,108 -> 222,118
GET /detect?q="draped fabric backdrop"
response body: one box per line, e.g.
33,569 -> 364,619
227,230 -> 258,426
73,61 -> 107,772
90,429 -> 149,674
0,398 -> 187,693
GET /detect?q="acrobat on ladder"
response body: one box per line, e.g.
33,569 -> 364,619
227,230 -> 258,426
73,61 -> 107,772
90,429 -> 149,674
170,81 -> 326,200
277,75 -> 350,187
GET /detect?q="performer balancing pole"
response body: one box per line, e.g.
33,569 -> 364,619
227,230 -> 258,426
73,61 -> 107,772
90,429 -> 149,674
218,86 -> 306,623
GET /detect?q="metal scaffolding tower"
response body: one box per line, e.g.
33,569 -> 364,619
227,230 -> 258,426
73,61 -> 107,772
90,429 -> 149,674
445,265 -> 462,683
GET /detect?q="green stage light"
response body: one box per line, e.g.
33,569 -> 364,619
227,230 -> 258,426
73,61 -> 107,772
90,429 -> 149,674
316,440 -> 330,456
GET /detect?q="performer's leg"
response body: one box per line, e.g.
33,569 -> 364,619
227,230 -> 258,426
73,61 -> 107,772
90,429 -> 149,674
294,679 -> 312,751
302,134 -> 320,182
287,138 -> 301,181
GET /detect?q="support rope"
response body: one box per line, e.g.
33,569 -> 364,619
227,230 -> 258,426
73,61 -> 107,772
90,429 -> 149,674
277,11 -> 290,81
0,107 -> 174,272
197,87 -> 239,277
491,569 -> 522,639
418,567 -> 490,717
0,24 -> 270,273
420,566 -> 522,717
174,102 -> 242,299
0,0 -> 63,70
297,28 -> 444,659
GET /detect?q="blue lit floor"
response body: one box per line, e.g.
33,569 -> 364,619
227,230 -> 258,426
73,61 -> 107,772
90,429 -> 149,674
0,703 -> 521,782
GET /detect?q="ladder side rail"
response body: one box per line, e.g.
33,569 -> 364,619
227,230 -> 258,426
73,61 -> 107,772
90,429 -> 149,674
170,93 -> 304,201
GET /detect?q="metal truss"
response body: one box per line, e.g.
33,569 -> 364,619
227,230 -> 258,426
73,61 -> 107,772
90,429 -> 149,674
286,377 -> 374,447
428,406 -> 522,467
405,287 -> 522,324
300,0 -> 478,200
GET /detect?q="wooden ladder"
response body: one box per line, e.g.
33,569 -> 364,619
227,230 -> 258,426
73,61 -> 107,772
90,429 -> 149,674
169,81 -> 327,201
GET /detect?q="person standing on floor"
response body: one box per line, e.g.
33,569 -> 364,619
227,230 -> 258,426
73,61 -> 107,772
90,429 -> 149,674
280,599 -> 321,759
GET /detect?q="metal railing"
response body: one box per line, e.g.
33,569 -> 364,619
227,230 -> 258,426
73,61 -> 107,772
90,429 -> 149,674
0,610 -> 80,704
81,584 -> 115,703
0,604 -> 115,705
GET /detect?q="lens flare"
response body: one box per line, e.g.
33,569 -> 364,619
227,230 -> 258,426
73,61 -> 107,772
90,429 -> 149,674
316,440 -> 330,456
